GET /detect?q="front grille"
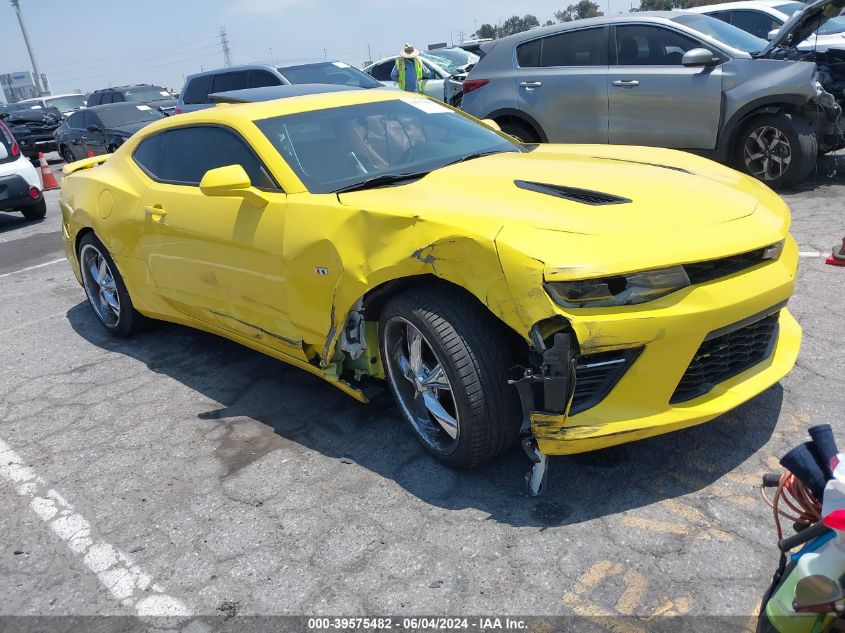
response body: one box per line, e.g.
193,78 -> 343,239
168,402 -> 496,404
570,348 -> 642,415
683,248 -> 767,285
670,311 -> 780,404
515,180 -> 631,206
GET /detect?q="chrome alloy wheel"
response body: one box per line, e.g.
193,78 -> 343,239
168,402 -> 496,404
383,317 -> 461,454
744,125 -> 792,182
80,244 -> 121,328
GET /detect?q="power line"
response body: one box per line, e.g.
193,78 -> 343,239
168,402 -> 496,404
43,37 -> 220,71
44,42 -> 224,76
219,26 -> 232,67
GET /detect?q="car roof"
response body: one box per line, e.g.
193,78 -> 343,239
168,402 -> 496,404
85,102 -> 162,113
208,83 -> 363,103
186,63 -> 281,81
92,84 -> 167,93
686,0 -> 787,12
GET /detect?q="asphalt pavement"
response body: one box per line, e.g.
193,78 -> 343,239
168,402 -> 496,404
1,158 -> 844,627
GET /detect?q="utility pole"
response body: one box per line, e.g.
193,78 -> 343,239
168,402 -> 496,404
10,0 -> 44,96
219,26 -> 232,67
367,43 -> 372,63
323,48 -> 328,60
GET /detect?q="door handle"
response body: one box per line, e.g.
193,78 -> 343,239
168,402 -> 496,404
144,205 -> 166,222
612,80 -> 640,87
80,136 -> 87,142
519,81 -> 542,88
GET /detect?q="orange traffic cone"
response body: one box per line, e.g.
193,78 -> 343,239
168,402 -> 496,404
826,236 -> 845,267
38,152 -> 59,191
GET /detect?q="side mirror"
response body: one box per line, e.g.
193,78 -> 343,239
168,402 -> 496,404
682,48 -> 719,67
86,124 -> 102,133
481,118 -> 502,132
793,575 -> 845,613
199,164 -> 268,208
768,29 -> 779,41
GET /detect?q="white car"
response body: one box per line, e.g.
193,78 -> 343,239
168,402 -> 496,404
687,0 -> 845,51
0,119 -> 46,221
363,48 -> 479,102
16,93 -> 88,116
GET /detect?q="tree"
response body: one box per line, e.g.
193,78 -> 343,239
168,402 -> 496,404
476,23 -> 497,39
637,0 -> 722,9
555,0 -> 604,22
544,19 -> 555,26
497,14 -> 540,37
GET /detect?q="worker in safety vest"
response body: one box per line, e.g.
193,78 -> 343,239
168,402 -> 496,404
390,43 -> 436,93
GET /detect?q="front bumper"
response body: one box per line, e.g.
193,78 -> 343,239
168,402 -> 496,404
532,237 -> 801,456
0,174 -> 42,213
18,135 -> 57,159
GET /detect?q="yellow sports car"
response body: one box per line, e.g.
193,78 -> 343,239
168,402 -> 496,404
60,87 -> 800,494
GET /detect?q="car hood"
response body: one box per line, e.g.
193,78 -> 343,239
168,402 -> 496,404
761,0 -> 845,55
337,145 -> 790,279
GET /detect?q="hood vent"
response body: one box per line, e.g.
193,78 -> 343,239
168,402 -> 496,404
515,180 -> 631,205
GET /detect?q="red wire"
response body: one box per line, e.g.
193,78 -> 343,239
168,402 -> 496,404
761,470 -> 822,541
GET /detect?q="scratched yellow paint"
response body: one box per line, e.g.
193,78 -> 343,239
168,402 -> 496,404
616,570 -> 649,615
59,88 -> 802,456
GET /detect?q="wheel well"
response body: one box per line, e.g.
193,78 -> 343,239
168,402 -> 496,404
361,275 -> 527,358
724,103 -> 804,156
490,113 -> 545,142
75,227 -> 95,258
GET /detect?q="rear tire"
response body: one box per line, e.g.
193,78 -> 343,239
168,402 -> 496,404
379,285 -> 521,469
735,113 -> 817,189
21,199 -> 46,221
498,119 -> 541,144
61,146 -> 76,164
78,233 -> 146,336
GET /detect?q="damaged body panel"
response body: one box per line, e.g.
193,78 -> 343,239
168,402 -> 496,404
59,88 -> 801,487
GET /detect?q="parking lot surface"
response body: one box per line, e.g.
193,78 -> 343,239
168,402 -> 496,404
1,159 -> 844,624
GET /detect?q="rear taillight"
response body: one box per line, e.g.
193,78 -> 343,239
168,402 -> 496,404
11,142 -> 19,157
28,186 -> 40,199
173,107 -> 182,115
0,120 -> 19,157
462,79 -> 489,94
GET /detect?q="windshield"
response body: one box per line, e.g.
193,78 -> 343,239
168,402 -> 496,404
420,51 -> 467,74
122,87 -> 172,102
279,62 -> 381,88
672,13 -> 769,52
45,94 -> 87,111
97,104 -> 165,128
424,48 -> 479,69
255,98 -> 520,194
0,102 -> 32,115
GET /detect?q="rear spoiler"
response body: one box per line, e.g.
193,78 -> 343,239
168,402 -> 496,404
62,153 -> 110,176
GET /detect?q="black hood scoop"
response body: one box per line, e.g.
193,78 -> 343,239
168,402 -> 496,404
515,180 -> 631,206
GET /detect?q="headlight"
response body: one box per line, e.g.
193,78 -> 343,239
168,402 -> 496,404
545,266 -> 691,308
763,240 -> 785,261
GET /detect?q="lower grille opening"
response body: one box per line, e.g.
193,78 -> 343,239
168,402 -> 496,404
671,311 -> 780,404
570,348 -> 642,415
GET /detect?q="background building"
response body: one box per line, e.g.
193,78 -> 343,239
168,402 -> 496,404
0,70 -> 50,103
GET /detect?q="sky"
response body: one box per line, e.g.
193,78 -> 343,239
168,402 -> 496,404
1,0 -> 634,99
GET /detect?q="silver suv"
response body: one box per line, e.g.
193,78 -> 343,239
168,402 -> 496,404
461,5 -> 843,188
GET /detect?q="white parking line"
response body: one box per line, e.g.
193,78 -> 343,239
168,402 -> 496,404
0,436 -> 199,621
799,251 -> 824,258
0,258 -> 65,279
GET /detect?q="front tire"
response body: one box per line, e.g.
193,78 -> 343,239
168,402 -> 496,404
78,233 -> 146,336
735,113 -> 817,189
61,146 -> 76,164
379,285 -> 520,469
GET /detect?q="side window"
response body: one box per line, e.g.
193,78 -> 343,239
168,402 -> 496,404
87,93 -> 101,106
67,112 -> 84,129
516,39 -> 541,67
615,25 -> 700,66
248,70 -> 282,88
540,28 -> 607,66
81,111 -> 96,129
369,61 -> 394,81
709,11 -> 732,23
728,10 -> 781,39
111,92 -> 125,103
183,75 -> 213,104
211,71 -> 249,92
133,126 -> 277,189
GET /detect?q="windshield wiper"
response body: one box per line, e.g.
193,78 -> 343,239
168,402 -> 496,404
441,149 -> 508,168
334,171 -> 429,194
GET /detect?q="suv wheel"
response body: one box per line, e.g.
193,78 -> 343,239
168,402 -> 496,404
499,120 -> 540,144
379,285 -> 521,469
736,113 -> 817,189
61,146 -> 76,164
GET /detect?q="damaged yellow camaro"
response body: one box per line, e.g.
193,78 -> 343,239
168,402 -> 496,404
60,88 -> 800,493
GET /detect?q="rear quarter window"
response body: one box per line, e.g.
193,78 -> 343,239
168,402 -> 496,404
182,74 -> 213,104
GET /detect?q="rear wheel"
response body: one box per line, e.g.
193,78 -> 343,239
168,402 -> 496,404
379,285 -> 520,469
498,119 -> 540,144
735,113 -> 817,189
78,233 -> 146,336
61,146 -> 76,164
21,199 -> 46,221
